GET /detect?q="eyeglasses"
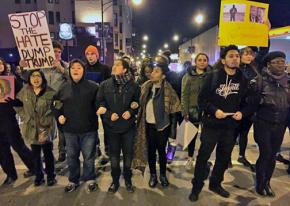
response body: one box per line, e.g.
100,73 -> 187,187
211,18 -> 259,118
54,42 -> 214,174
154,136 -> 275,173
270,60 -> 286,65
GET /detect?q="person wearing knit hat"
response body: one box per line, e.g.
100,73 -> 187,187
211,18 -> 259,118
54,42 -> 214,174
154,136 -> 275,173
84,45 -> 111,164
251,50 -> 289,197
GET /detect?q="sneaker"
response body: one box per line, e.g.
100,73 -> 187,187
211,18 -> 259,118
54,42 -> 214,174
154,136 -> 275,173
34,178 -> 45,186
160,175 -> 169,188
264,182 -> 275,197
57,153 -> 66,162
185,158 -> 194,170
47,178 -> 57,186
209,184 -> 230,198
107,182 -> 119,194
64,183 -> 79,193
87,182 -> 98,192
23,170 -> 34,178
2,176 -> 17,186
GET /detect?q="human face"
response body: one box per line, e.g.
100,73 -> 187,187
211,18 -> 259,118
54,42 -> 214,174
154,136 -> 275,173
150,67 -> 164,83
144,66 -> 153,79
30,71 -> 43,88
70,62 -> 84,83
241,50 -> 255,64
86,52 -> 98,65
195,55 -> 208,70
16,66 -> 22,75
0,60 -> 4,74
268,57 -> 287,75
112,60 -> 127,75
222,50 -> 240,69
6,64 -> 11,73
54,48 -> 62,61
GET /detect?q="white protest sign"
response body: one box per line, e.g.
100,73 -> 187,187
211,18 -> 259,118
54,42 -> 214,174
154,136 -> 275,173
176,120 -> 199,150
8,10 -> 55,70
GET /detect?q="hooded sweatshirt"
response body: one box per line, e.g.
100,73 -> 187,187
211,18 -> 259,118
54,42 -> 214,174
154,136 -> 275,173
198,68 -> 251,128
52,65 -> 99,134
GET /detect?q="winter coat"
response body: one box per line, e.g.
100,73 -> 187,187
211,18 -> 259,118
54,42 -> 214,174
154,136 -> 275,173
85,61 -> 111,84
16,85 -> 56,145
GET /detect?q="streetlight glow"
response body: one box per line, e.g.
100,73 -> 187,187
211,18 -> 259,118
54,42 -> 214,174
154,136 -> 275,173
143,35 -> 149,41
164,43 -> 169,49
132,0 -> 143,6
173,34 -> 179,42
142,44 -> 147,49
195,14 -> 204,24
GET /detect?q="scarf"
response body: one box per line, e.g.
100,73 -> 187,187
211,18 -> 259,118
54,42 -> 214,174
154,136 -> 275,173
112,72 -> 132,85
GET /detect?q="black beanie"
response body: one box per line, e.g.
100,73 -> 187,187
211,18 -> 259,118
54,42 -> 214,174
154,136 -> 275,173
263,51 -> 286,65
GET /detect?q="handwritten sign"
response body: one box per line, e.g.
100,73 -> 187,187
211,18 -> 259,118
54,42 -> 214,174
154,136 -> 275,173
218,0 -> 269,47
8,11 -> 55,70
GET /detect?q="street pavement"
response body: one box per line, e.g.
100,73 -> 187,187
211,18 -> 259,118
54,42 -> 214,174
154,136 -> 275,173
0,129 -> 290,206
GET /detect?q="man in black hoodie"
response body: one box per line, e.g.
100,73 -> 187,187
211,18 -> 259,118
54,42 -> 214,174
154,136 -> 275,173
53,59 -> 99,193
85,45 -> 111,159
189,45 -> 251,202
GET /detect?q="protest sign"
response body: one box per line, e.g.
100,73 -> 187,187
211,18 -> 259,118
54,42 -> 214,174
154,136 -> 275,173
176,120 -> 198,150
218,0 -> 269,47
0,76 -> 14,103
8,11 -> 55,70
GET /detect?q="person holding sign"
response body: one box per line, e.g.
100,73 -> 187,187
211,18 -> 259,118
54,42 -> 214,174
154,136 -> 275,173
52,59 -> 99,193
189,45 -> 252,202
16,70 -> 57,187
133,60 -> 180,189
181,53 -> 210,169
0,57 -> 35,186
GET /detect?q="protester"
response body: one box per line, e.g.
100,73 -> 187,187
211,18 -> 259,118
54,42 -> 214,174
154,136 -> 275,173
16,70 -> 57,186
53,59 -> 99,193
133,61 -> 181,188
97,59 -> 140,193
136,60 -> 153,86
181,53 -> 210,169
0,57 -> 35,186
189,45 -> 252,202
251,51 -> 290,197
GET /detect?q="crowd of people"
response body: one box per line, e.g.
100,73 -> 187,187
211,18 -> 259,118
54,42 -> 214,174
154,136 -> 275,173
0,38 -> 290,202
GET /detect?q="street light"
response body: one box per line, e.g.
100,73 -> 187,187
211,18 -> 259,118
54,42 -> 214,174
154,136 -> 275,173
164,43 -> 169,49
195,14 -> 204,24
142,44 -> 147,49
132,0 -> 143,6
173,34 -> 179,42
143,35 -> 149,41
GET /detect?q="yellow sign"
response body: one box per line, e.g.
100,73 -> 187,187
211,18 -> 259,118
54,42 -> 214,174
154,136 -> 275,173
218,0 -> 269,47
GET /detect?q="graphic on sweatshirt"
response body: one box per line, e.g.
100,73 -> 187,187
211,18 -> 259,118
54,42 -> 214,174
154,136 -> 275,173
216,75 -> 240,99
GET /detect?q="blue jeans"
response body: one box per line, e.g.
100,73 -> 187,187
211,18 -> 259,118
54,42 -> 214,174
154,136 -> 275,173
64,131 -> 97,184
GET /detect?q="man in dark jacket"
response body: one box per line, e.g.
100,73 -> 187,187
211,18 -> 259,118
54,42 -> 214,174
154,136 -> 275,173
85,45 -> 111,160
97,59 -> 140,194
189,45 -> 252,202
53,59 -> 99,193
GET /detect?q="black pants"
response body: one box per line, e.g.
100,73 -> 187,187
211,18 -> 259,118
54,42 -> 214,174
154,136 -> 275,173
191,125 -> 236,193
254,119 -> 286,189
146,123 -> 169,175
0,118 -> 34,179
187,123 -> 199,158
108,127 -> 135,183
103,124 -> 110,156
57,127 -> 66,156
236,117 -> 252,157
31,142 -> 55,181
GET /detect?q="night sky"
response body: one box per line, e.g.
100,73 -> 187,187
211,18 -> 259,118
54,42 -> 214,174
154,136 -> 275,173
134,0 -> 290,56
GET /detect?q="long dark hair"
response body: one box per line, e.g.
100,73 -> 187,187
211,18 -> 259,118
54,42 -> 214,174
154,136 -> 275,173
0,57 -> 8,75
28,69 -> 47,90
